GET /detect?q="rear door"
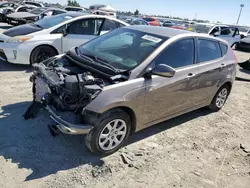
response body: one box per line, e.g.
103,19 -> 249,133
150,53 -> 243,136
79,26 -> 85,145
195,38 -> 229,104
62,18 -> 104,53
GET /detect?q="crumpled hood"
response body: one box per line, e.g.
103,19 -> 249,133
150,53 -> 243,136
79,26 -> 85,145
241,37 -> 250,44
3,23 -> 43,37
7,12 -> 37,19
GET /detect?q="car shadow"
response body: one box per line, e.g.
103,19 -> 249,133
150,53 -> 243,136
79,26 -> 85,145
0,101 -> 211,181
0,101 -> 104,181
0,61 -> 32,72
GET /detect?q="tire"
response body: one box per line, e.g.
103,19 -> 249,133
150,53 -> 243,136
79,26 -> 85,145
85,109 -> 131,155
30,46 -> 57,65
208,84 -> 230,112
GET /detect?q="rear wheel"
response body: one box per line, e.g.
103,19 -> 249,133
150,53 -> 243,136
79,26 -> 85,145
30,46 -> 57,65
85,109 -> 131,155
208,84 -> 230,112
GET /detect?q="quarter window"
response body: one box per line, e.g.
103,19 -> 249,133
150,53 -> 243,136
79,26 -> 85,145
101,19 -> 118,32
220,43 -> 228,56
198,39 -> 221,62
154,39 -> 195,69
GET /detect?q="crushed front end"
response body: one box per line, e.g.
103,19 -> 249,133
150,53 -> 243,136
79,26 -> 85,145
23,54 -> 110,135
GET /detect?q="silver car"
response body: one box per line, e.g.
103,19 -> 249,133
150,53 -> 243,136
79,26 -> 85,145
24,26 -> 237,154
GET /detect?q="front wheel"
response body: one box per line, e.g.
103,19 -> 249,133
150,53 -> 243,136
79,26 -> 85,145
85,109 -> 131,155
208,85 -> 230,112
30,46 -> 57,65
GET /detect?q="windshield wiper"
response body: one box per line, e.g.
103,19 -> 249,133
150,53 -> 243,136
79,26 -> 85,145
80,51 -> 119,73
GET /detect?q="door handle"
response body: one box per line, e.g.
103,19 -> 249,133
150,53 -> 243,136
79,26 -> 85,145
186,73 -> 196,78
220,63 -> 225,69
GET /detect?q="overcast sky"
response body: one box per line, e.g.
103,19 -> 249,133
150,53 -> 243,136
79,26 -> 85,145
42,0 -> 250,25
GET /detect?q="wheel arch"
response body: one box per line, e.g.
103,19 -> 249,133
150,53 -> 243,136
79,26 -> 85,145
29,44 -> 59,64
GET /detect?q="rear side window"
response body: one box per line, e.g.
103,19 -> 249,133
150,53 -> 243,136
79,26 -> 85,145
220,43 -> 228,56
143,18 -> 154,22
198,39 -> 221,63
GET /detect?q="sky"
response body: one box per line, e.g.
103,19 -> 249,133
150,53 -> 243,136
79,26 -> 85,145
42,0 -> 250,25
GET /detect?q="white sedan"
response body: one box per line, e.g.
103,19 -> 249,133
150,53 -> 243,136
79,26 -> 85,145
0,12 -> 128,64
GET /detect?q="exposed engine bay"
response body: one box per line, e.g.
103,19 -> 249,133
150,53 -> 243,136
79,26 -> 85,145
24,51 -> 129,120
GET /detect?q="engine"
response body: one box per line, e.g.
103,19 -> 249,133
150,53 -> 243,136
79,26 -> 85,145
50,71 -> 104,112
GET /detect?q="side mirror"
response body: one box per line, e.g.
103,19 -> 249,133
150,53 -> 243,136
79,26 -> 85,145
152,64 -> 175,78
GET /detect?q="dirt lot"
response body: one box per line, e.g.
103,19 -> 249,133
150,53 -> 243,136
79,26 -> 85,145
0,24 -> 250,188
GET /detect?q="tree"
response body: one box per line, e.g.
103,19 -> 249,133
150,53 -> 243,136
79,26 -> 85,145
67,0 -> 80,7
134,9 -> 139,16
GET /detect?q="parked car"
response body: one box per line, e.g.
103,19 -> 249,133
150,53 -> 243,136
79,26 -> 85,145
92,10 -> 116,18
235,36 -> 250,52
123,17 -> 149,25
186,23 -> 241,47
22,1 -> 45,8
142,17 -> 160,26
237,26 -> 250,38
64,6 -> 87,12
24,26 -> 237,154
6,7 -> 67,25
162,20 -> 176,27
0,2 -> 19,22
0,12 -> 128,64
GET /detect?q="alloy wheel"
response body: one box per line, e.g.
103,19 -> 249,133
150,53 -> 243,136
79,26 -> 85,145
98,119 -> 127,151
216,88 -> 228,108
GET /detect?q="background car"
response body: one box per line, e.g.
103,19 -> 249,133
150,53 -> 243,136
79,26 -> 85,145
162,20 -> 176,27
142,17 -> 160,26
235,36 -> 250,52
64,6 -> 87,12
186,23 -> 241,47
6,7 -> 67,25
22,1 -> 45,8
238,26 -> 250,38
0,2 -> 19,22
0,13 -> 129,65
123,17 -> 149,25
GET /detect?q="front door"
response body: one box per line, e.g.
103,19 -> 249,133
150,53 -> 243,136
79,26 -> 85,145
218,27 -> 240,46
143,38 -> 200,124
62,18 -> 104,53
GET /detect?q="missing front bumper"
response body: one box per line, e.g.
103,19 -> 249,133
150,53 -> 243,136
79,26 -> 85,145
45,104 -> 93,135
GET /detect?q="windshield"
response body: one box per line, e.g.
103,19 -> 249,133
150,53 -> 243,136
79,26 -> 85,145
186,24 -> 213,33
34,14 -> 75,29
238,27 -> 249,32
29,8 -> 47,14
79,28 -> 167,71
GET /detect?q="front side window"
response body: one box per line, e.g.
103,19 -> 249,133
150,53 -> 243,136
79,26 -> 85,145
198,39 -> 221,63
17,7 -> 28,12
68,19 -> 103,35
220,27 -> 234,36
154,39 -> 195,69
79,28 -> 167,70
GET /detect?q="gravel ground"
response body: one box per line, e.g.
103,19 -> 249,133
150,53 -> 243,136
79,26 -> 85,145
0,24 -> 250,188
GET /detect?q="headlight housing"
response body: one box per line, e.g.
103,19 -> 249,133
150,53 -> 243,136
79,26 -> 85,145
6,36 -> 33,43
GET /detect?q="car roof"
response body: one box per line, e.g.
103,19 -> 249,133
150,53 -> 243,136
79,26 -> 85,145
57,12 -> 88,17
124,25 -> 229,43
126,25 -> 190,37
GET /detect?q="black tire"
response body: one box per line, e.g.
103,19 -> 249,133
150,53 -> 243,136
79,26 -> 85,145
85,109 -> 131,155
30,46 -> 57,65
208,84 -> 230,112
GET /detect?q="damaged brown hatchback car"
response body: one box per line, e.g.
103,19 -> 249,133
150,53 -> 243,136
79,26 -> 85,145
24,26 -> 237,154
